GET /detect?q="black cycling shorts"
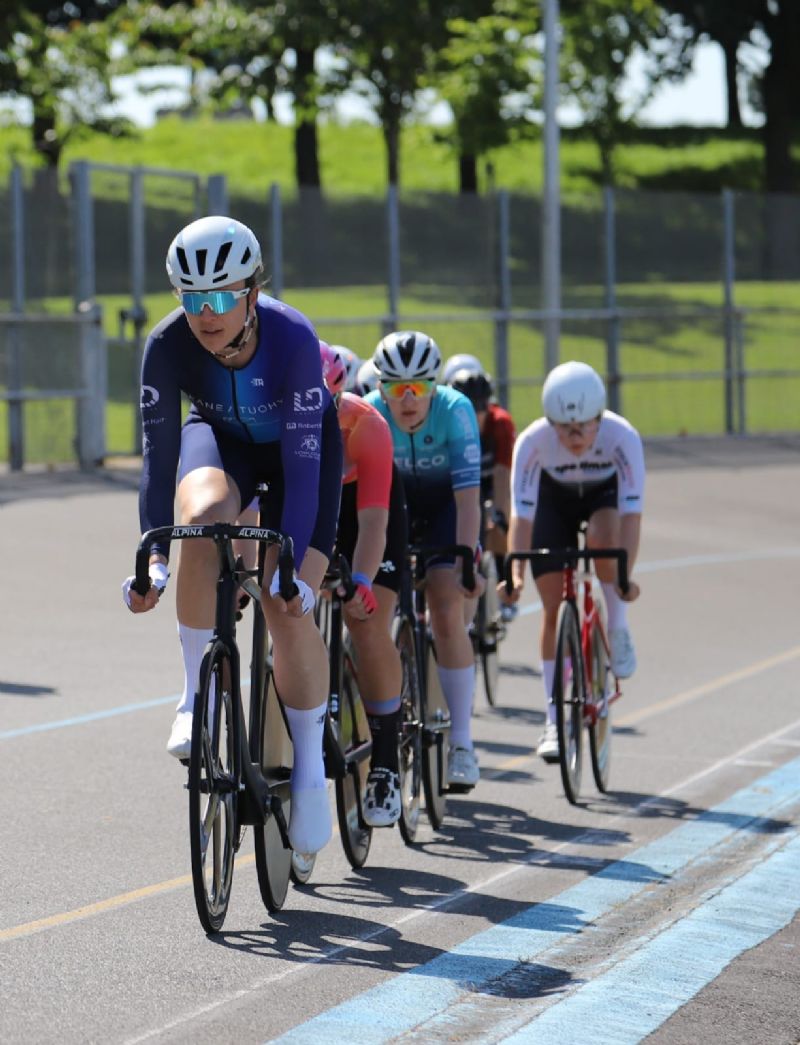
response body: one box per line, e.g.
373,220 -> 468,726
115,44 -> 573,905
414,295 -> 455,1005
530,471 -> 619,579
178,401 -> 343,558
335,464 -> 408,593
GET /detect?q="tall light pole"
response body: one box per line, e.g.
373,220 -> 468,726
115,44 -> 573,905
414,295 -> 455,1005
542,0 -> 561,372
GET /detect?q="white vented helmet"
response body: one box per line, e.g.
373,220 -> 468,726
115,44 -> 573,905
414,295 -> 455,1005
166,215 -> 262,290
542,361 -> 606,423
441,353 -> 484,385
330,345 -> 361,391
356,359 -> 379,395
372,330 -> 442,381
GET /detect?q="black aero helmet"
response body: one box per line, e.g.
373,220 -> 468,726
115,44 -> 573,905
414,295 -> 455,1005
450,368 -> 492,411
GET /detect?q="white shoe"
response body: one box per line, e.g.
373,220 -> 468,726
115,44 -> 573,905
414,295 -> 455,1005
364,768 -> 401,827
289,786 -> 332,855
447,745 -> 479,790
610,627 -> 637,679
166,711 -> 193,760
536,722 -> 560,763
500,603 -> 518,624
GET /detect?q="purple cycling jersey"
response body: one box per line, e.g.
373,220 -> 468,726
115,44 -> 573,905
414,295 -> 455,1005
139,295 -> 330,562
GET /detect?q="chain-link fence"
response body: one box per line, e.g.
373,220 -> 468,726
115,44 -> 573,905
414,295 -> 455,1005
2,163 -> 799,466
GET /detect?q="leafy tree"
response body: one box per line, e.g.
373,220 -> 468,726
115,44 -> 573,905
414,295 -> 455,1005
561,0 -> 693,185
429,0 -> 540,193
0,9 -> 124,167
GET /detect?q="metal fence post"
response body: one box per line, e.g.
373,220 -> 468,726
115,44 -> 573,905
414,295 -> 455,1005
206,174 -> 229,215
78,305 -> 107,469
386,185 -> 400,334
270,183 -> 283,300
9,165 -> 25,470
604,186 -> 621,413
70,160 -> 105,468
494,190 -> 511,408
722,189 -> 737,434
129,168 -> 147,454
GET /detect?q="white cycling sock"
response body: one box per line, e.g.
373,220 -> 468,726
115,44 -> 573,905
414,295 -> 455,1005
284,701 -> 327,790
176,624 -> 214,714
542,659 -> 556,724
601,582 -> 628,632
436,664 -> 475,750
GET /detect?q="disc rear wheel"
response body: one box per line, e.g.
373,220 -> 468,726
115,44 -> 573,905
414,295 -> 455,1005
422,640 -> 450,827
253,667 -> 293,912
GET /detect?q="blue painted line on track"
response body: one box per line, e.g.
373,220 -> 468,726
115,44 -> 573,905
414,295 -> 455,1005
268,757 -> 800,1044
498,830 -> 800,1044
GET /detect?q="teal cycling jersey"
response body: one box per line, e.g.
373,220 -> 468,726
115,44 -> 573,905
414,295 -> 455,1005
364,385 -> 481,508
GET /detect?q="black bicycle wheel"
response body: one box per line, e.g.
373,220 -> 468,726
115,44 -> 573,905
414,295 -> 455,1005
422,640 -> 450,826
588,613 -> 612,793
189,640 -> 237,934
394,616 -> 423,845
334,661 -> 372,868
478,555 -> 502,707
553,601 -> 585,805
252,668 -> 293,912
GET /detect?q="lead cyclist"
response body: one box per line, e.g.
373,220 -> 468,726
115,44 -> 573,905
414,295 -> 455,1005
502,361 -> 644,762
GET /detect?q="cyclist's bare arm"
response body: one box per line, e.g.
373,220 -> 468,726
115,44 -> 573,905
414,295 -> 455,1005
503,515 -> 533,601
619,512 -> 641,601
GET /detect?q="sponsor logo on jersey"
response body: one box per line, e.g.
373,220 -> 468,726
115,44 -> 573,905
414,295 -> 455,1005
252,378 -> 264,387
464,444 -> 481,464
141,385 -> 159,408
379,559 -> 397,573
293,387 -> 323,412
395,453 -> 447,471
300,434 -> 319,452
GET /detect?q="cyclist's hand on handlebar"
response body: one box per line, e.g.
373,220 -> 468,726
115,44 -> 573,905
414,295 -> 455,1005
501,576 -> 524,604
122,562 -> 168,614
341,572 -> 377,620
618,578 -> 640,602
266,573 -> 315,618
456,563 -> 485,598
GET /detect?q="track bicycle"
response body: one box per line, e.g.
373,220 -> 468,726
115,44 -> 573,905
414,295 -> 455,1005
471,547 -> 507,707
132,519 -> 298,934
505,540 -> 629,805
393,544 -> 477,836
302,553 -> 372,879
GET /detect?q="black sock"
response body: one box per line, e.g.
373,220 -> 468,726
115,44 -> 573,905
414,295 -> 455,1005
367,708 -> 401,773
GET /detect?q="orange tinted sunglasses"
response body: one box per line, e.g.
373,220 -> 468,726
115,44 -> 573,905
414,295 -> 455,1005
381,379 -> 436,400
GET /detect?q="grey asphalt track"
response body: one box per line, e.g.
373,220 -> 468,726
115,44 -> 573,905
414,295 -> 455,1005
2,435 -> 799,1044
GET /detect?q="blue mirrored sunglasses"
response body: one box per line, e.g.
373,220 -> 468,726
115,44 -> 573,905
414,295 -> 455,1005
179,288 -> 250,315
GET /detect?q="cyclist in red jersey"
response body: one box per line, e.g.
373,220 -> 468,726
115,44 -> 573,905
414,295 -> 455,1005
321,343 -> 409,827
447,367 -> 516,601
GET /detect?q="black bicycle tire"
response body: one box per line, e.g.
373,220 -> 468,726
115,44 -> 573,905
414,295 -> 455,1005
188,640 -> 237,934
479,555 -> 501,707
553,601 -> 585,805
588,618 -> 612,793
252,664 -> 293,912
394,616 -> 423,845
334,662 -> 372,869
421,638 -> 449,827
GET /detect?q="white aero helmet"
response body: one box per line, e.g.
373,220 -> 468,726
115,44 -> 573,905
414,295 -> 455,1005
166,215 -> 262,290
373,330 -> 442,381
542,361 -> 606,423
356,359 -> 380,395
441,353 -> 484,385
330,345 -> 361,391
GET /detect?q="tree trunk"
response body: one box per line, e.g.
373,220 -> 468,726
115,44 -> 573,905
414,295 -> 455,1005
293,46 -> 321,189
32,106 -> 62,168
722,38 -> 742,131
762,29 -> 795,192
459,153 -> 478,194
383,112 -> 401,187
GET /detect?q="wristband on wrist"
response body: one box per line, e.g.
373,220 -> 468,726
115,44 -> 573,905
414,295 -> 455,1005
351,571 -> 373,590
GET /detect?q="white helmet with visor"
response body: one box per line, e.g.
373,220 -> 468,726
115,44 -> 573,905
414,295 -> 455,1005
542,361 -> 606,423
